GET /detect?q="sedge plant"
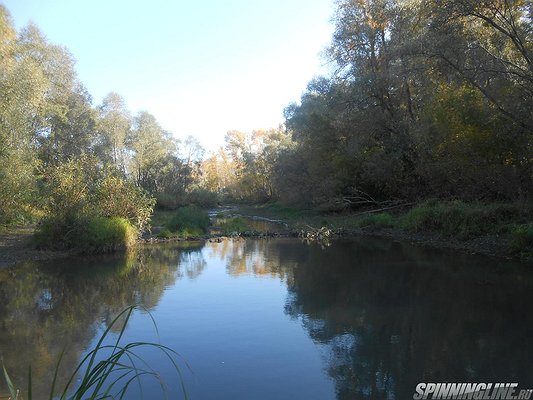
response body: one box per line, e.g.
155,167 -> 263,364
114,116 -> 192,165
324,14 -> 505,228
2,306 -> 190,400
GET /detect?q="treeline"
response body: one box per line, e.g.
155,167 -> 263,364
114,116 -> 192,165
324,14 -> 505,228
0,6 -> 209,239
204,0 -> 532,209
2,0 -> 533,240
0,5 -> 213,249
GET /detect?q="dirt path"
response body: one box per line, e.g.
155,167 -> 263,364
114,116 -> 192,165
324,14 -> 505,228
0,226 -> 69,268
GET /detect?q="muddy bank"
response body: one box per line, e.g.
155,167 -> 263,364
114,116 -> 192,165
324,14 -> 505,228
0,226 -> 72,268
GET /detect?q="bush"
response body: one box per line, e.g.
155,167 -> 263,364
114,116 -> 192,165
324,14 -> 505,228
157,228 -> 175,238
155,192 -> 182,210
186,188 -> 219,208
35,157 -> 155,252
165,205 -> 210,237
95,175 -> 155,233
35,217 -> 137,253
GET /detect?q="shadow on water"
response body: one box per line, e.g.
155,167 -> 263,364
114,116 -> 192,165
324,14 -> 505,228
1,237 -> 532,399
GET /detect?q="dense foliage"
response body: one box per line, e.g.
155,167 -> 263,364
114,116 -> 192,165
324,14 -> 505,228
0,5 -> 210,250
1,0 -> 532,244
201,0 -> 532,209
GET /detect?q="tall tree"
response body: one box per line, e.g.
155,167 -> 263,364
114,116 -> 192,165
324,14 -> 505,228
96,92 -> 131,173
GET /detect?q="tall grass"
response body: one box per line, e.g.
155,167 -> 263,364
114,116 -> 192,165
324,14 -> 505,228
3,306 -> 189,400
35,217 -> 138,253
164,205 -> 210,237
218,217 -> 250,234
399,200 -> 531,240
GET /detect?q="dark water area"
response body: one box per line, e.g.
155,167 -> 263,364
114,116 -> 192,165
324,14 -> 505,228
0,238 -> 532,399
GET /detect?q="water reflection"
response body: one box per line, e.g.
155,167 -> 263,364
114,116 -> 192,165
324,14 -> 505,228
0,242 -> 205,398
208,238 -> 533,399
0,237 -> 532,399
278,239 -> 533,399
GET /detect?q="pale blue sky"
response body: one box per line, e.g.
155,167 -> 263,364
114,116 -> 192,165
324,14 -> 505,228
4,0 -> 334,152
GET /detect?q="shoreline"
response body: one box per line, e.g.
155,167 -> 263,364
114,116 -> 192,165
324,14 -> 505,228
1,214 -> 531,269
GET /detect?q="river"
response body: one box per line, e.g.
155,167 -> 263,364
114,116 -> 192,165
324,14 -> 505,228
0,237 -> 532,399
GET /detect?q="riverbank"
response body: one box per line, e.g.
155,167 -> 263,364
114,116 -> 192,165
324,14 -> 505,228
2,200 -> 531,268
0,226 -> 72,268
233,201 -> 533,262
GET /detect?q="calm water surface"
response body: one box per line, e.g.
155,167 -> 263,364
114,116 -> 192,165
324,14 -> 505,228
0,237 -> 532,399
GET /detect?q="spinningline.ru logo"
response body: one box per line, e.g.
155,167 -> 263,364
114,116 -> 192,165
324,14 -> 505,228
413,383 -> 532,400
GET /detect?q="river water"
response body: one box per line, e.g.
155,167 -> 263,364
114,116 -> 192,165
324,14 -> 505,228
0,237 -> 532,399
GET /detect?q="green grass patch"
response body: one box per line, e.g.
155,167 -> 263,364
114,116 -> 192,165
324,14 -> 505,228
237,202 -> 316,221
219,217 -> 250,234
355,212 -> 395,228
399,200 -> 532,240
35,216 -> 137,253
164,205 -> 210,237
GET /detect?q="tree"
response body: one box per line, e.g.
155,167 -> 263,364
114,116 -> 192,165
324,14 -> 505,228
96,92 -> 131,173
127,111 -> 174,191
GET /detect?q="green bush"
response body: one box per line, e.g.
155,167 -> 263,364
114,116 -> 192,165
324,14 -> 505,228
397,200 -> 531,240
155,192 -> 182,210
186,188 -> 219,208
95,175 -> 155,233
165,205 -> 210,237
35,157 -> 154,252
35,217 -> 137,253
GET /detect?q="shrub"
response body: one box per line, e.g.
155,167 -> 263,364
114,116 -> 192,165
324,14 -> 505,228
35,157 -> 155,252
157,228 -> 175,238
35,217 -> 137,253
165,205 -> 210,237
155,192 -> 182,210
95,175 -> 155,233
186,188 -> 219,208
398,200 -> 532,240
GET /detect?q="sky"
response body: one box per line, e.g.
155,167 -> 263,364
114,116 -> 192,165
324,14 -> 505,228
4,0 -> 335,152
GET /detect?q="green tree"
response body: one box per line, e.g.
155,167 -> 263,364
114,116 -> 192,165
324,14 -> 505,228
96,92 -> 131,173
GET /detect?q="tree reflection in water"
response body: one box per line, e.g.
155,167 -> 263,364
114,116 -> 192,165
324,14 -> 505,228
0,241 -> 205,399
209,238 -> 533,399
1,237 -> 532,400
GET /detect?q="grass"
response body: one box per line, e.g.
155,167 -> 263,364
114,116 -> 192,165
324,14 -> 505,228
2,306 -> 189,399
354,213 -> 395,228
233,200 -> 533,258
149,210 -> 176,228
218,217 -> 250,234
163,206 -> 210,238
34,216 -> 138,253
